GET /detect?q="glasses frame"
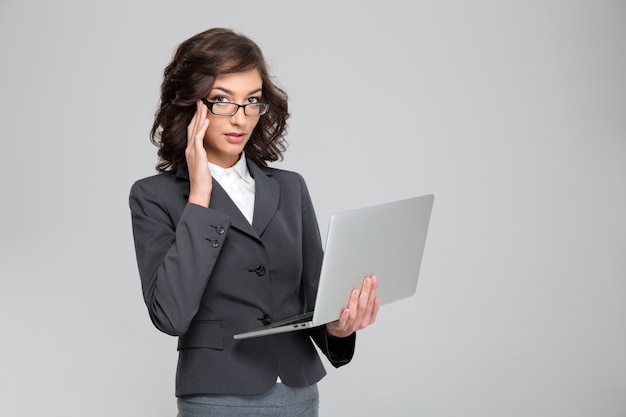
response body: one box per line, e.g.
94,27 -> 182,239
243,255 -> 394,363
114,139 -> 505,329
201,98 -> 269,117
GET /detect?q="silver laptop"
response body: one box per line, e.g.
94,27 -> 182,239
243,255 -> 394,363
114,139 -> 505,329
233,194 -> 434,340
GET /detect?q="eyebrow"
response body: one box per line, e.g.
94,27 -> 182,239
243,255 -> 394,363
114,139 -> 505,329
210,86 -> 263,96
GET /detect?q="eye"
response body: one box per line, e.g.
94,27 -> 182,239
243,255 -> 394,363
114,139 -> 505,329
211,96 -> 229,103
247,96 -> 262,104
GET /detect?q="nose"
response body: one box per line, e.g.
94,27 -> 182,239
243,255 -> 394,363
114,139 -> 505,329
230,106 -> 247,125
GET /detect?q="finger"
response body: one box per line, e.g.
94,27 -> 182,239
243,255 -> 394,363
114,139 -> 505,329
356,276 -> 373,315
337,308 -> 351,330
366,275 -> 378,311
357,275 -> 378,327
369,297 -> 380,324
188,101 -> 208,147
369,275 -> 378,295
335,290 -> 357,334
194,119 -> 208,156
328,309 -> 350,337
326,309 -> 352,338
187,102 -> 201,147
195,117 -> 209,155
196,102 -> 208,140
348,288 -> 359,321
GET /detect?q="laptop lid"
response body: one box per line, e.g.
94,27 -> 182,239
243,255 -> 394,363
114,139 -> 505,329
311,194 -> 434,325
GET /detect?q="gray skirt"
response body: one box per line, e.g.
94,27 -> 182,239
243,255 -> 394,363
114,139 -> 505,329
177,383 -> 319,417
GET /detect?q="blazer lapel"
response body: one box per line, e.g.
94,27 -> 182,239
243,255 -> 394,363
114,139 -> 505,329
248,159 -> 280,237
209,180 -> 258,238
176,160 -> 279,239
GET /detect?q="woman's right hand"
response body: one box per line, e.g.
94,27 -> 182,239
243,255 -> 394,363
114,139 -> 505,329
185,100 -> 212,207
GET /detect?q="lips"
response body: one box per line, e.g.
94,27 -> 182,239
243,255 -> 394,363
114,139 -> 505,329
224,132 -> 246,143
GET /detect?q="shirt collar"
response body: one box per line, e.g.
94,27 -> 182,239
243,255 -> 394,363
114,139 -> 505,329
207,153 -> 254,184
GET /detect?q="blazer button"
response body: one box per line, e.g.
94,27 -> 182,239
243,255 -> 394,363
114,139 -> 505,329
255,266 -> 265,276
257,313 -> 272,325
210,239 -> 220,248
216,225 -> 225,234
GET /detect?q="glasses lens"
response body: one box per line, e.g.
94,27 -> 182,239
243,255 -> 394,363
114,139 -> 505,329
204,100 -> 269,116
211,102 -> 238,116
245,103 -> 269,116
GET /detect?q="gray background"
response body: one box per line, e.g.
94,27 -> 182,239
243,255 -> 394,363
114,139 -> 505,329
1,1 -> 625,416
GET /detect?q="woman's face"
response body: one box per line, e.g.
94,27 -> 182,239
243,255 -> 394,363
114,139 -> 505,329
203,69 -> 263,167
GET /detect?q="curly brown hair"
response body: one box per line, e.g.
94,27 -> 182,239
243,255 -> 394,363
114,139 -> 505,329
150,28 -> 289,172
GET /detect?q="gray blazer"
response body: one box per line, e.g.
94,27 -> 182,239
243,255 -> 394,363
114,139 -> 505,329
129,158 -> 355,397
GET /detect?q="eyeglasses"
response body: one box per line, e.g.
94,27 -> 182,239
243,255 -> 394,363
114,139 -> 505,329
201,98 -> 269,117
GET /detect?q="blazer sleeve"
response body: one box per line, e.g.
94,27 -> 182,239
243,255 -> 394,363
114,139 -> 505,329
295,174 -> 357,367
129,178 -> 231,336
311,327 -> 356,368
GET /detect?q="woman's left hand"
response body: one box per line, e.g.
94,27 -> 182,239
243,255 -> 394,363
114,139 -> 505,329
326,275 -> 380,338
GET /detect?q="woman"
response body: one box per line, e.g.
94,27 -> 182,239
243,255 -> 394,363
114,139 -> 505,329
129,27 -> 379,416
